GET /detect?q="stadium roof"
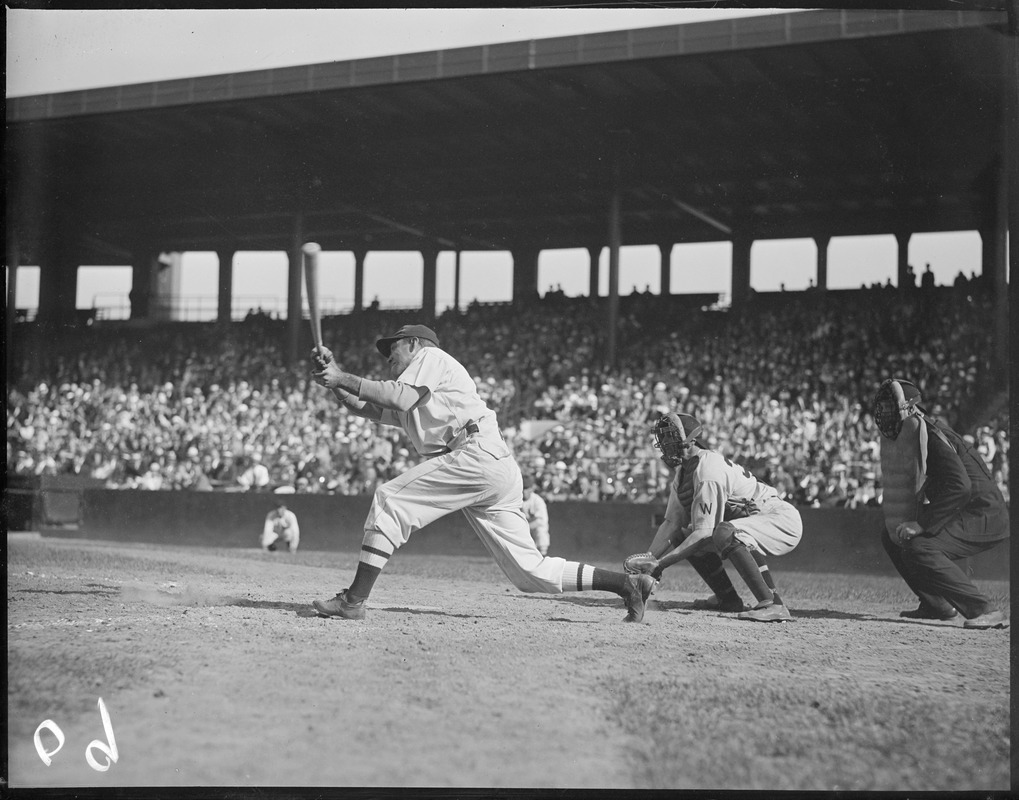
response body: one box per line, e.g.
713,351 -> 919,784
5,8 -> 1012,265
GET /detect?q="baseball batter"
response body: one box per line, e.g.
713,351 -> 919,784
308,324 -> 655,622
624,412 -> 803,622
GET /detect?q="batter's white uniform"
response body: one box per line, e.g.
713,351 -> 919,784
363,346 -> 569,593
654,449 -> 802,557
262,506 -> 300,551
521,490 -> 550,555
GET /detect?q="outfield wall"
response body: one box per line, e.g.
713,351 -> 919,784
65,489 -> 1009,581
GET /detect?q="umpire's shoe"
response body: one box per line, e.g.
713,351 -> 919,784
963,610 -> 1009,629
623,574 -> 656,623
313,589 -> 366,620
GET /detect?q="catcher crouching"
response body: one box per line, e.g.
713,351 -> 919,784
624,412 -> 803,622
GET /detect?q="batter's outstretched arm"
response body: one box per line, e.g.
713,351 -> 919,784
311,347 -> 426,415
330,387 -> 383,422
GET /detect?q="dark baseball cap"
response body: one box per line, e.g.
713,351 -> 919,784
375,324 -> 440,357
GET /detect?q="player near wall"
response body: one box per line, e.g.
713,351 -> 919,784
261,497 -> 300,553
307,324 -> 655,623
624,412 -> 803,622
521,477 -> 550,556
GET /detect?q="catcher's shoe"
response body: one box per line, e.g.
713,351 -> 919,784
737,600 -> 792,622
692,595 -> 750,613
623,574 -> 656,623
963,610 -> 1009,629
899,603 -> 958,621
313,589 -> 366,620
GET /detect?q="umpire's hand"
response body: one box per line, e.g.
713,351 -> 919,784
894,520 -> 924,546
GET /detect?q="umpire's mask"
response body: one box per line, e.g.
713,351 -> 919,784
873,379 -> 922,440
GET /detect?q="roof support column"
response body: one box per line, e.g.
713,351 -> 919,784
287,215 -> 305,364
980,147 -> 1009,370
217,249 -> 234,322
352,248 -> 366,313
1004,0 -> 1018,385
511,246 -> 540,306
815,235 -> 830,291
6,230 -> 19,386
1001,2 -> 1017,374
607,188 -> 621,368
128,249 -> 159,321
730,234 -> 751,307
587,246 -> 601,298
895,231 -> 912,289
421,247 -> 438,321
453,250 -> 462,313
658,242 -> 672,296
37,228 -> 79,326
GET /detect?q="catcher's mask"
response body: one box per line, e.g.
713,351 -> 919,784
873,379 -> 922,440
653,413 -> 702,468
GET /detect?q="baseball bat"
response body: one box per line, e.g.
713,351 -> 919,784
302,242 -> 324,354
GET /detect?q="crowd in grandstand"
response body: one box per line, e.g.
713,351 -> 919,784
7,279 -> 1009,508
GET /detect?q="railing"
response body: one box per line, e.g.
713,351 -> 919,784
43,295 -> 418,323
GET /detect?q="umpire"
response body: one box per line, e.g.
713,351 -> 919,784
874,378 -> 1009,629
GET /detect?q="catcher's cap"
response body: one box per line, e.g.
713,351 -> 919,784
376,324 -> 439,357
659,412 -> 702,441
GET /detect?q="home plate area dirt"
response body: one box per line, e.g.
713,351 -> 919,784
6,537 -> 1010,791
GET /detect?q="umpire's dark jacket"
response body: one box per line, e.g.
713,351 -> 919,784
918,417 -> 1009,542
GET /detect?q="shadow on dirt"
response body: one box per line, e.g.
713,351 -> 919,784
376,606 -> 485,619
226,597 -> 488,620
543,595 -> 914,624
784,609 -> 965,625
15,584 -> 119,597
777,608 -> 875,621
229,597 -> 321,617
541,594 -> 623,609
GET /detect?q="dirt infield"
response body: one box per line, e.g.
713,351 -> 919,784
6,534 -> 1010,791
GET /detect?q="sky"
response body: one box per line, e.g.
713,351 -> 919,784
6,8 -> 994,319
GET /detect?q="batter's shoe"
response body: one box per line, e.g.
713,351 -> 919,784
899,603 -> 958,621
692,595 -> 750,613
313,589 -> 366,620
623,574 -> 656,623
737,600 -> 792,622
963,610 -> 1009,629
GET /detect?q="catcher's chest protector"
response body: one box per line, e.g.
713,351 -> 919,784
879,416 -> 923,536
673,455 -> 701,514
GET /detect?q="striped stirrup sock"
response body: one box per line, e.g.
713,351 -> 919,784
348,531 -> 395,599
561,561 -> 597,592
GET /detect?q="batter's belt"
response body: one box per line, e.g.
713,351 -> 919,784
440,420 -> 481,454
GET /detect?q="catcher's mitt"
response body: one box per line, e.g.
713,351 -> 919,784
624,552 -> 660,576
724,497 -> 760,520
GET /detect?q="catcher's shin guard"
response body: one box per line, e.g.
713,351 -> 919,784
688,551 -> 743,608
713,522 -> 773,604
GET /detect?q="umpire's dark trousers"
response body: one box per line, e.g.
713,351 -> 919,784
881,527 -> 1005,619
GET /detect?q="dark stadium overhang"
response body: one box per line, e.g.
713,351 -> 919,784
5,8 -> 1012,267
